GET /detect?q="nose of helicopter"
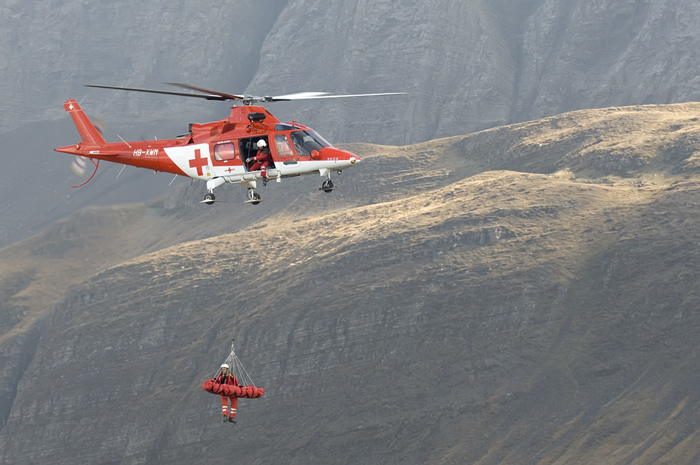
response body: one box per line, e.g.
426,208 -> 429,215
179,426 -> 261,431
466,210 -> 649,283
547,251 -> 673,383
327,147 -> 361,166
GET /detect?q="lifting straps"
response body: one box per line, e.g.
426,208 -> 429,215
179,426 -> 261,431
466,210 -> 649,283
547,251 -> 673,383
203,339 -> 265,399
219,339 -> 256,387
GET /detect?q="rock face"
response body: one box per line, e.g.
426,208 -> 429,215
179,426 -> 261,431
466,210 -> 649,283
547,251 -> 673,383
0,1 -> 286,128
3,0 -> 700,145
259,0 -> 700,144
515,0 -> 700,120
2,104 -> 700,463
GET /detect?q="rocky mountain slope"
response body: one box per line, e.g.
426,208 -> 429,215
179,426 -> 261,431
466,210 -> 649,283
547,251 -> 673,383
1,103 -> 700,463
3,0 -> 700,144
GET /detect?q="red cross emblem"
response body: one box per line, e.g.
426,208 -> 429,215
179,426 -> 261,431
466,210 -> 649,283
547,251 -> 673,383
189,149 -> 208,176
225,167 -> 234,173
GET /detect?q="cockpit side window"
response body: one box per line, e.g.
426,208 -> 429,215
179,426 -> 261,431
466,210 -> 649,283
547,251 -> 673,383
309,130 -> 332,147
290,130 -> 329,156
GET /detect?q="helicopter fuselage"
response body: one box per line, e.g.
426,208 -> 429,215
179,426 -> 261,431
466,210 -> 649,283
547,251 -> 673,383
57,104 -> 360,181
55,102 -> 360,202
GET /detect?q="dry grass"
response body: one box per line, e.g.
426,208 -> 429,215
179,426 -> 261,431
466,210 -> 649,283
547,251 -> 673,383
5,103 -> 693,341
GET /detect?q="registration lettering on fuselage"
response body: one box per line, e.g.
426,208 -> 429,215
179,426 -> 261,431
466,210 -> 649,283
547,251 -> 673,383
133,148 -> 159,157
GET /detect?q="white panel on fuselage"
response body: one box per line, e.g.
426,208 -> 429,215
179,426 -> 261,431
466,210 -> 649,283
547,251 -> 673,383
281,159 -> 356,176
164,144 -> 211,179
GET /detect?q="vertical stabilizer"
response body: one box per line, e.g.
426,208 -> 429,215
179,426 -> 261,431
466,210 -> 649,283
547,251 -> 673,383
63,100 -> 105,146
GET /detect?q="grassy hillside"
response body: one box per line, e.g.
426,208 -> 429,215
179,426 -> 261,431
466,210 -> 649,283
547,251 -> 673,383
1,103 -> 700,464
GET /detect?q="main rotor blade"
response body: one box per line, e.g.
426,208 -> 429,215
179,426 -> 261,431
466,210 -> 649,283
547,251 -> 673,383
165,82 -> 246,101
267,91 -> 406,102
85,84 -> 233,101
86,83 -> 407,104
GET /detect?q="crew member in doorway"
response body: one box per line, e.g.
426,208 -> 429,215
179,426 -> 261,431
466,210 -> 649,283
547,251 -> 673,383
247,139 -> 273,185
216,363 -> 240,423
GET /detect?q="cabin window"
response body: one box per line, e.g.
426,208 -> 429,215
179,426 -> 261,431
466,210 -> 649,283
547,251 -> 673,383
213,142 -> 235,161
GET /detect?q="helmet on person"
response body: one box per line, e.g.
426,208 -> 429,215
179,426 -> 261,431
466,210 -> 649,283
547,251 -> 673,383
256,139 -> 267,149
221,363 -> 230,369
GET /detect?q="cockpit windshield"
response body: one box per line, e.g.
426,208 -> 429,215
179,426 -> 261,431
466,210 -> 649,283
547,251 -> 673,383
289,130 -> 331,156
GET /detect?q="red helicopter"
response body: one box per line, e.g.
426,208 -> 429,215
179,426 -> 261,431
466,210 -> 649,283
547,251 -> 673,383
55,83 -> 403,205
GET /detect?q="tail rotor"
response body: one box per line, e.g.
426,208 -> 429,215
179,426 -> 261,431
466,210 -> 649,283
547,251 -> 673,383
71,156 -> 89,177
67,114 -> 106,186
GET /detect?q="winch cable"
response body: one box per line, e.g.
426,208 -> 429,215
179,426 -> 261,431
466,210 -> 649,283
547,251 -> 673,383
216,339 -> 257,388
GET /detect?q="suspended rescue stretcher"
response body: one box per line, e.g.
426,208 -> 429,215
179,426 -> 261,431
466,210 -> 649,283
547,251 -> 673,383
202,380 -> 265,398
203,339 -> 265,399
